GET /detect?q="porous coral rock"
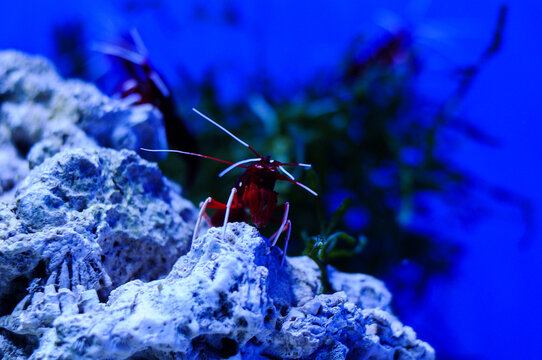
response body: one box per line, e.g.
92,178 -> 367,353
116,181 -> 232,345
0,49 -> 168,197
287,256 -> 392,311
0,147 -> 197,335
26,119 -> 99,169
26,223 -> 434,360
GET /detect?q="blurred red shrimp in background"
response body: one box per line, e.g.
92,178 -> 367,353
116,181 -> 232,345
96,29 -> 200,188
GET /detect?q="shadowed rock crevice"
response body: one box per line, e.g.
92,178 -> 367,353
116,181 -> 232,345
0,260 -> 46,317
0,327 -> 38,357
126,349 -> 162,360
191,335 -> 240,359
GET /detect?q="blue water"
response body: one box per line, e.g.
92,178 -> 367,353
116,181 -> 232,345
1,1 -> 540,359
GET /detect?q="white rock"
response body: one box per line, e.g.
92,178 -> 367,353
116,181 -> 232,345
25,223 -> 435,360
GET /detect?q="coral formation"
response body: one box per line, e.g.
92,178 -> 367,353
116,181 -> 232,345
0,50 -> 434,359
0,50 -> 167,195
0,148 -> 196,324
8,224 -> 433,360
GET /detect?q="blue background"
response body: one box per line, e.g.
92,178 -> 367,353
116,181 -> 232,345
1,1 -> 540,359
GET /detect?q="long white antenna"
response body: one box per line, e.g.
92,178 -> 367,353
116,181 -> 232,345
294,182 -> 318,196
190,108 -> 317,196
280,162 -> 311,168
219,158 -> 260,178
278,166 -> 295,180
192,108 -> 251,148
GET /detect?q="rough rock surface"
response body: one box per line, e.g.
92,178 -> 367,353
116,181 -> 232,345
0,147 -> 197,330
288,256 -> 393,311
0,50 -> 168,198
16,223 -> 433,360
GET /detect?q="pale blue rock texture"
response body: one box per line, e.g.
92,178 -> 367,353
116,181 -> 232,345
0,50 -> 435,360
0,148 -> 197,333
21,223 -> 434,360
0,50 -> 168,200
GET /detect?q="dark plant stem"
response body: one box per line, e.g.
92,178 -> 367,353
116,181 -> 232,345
308,254 -> 334,294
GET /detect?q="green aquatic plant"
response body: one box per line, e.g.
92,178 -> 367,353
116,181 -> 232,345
300,172 -> 365,293
302,195 -> 366,294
